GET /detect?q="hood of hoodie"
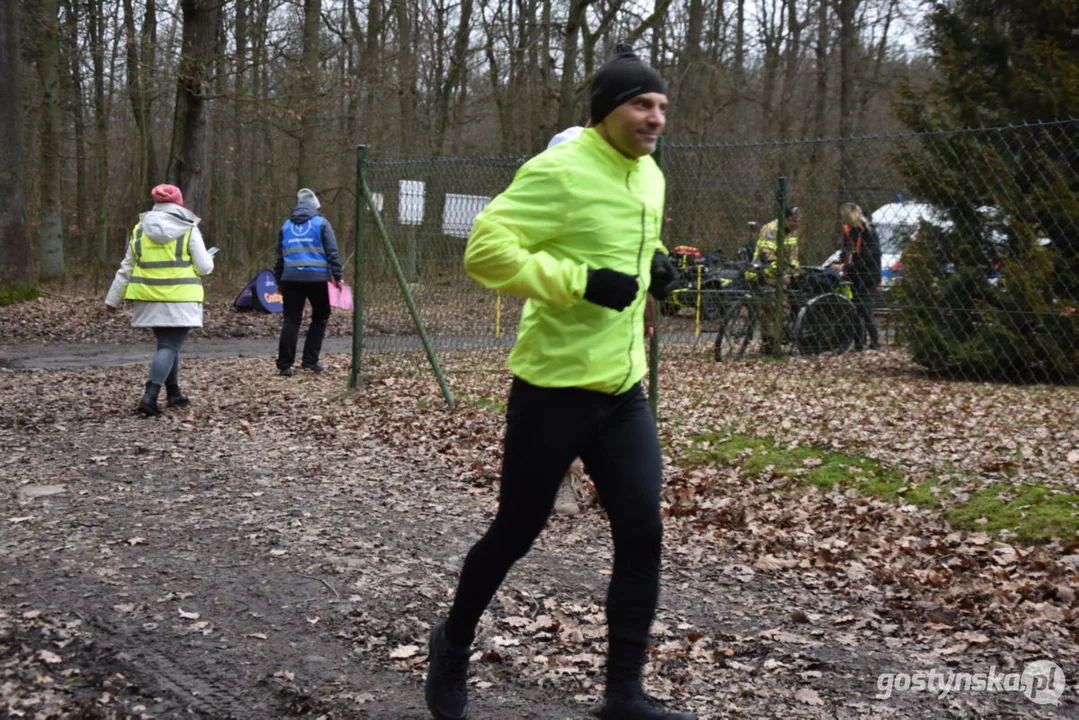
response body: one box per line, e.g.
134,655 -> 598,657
289,203 -> 319,224
139,203 -> 200,244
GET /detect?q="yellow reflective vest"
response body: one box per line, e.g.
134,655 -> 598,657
123,223 -> 204,302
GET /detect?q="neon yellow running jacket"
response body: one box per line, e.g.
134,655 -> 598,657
464,128 -> 667,394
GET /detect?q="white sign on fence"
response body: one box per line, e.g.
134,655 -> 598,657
399,180 -> 425,226
442,194 -> 491,238
369,191 -> 384,214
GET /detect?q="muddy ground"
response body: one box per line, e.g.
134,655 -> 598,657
1,301 -> 1077,719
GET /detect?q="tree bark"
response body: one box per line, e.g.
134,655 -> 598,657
778,0 -> 804,140
392,0 -> 416,152
0,0 -> 34,291
298,0 -> 322,187
87,0 -> 110,263
681,0 -> 706,141
36,0 -> 65,278
167,0 -> 221,216
759,0 -> 783,135
62,0 -> 89,260
123,0 -> 158,202
856,0 -> 896,132
434,0 -> 473,154
835,0 -> 859,190
733,0 -> 745,91
558,0 -> 585,128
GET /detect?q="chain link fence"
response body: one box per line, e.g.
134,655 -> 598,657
353,119 -> 1079,384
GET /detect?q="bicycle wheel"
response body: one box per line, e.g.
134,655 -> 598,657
714,299 -> 755,362
794,293 -> 856,355
699,280 -> 726,321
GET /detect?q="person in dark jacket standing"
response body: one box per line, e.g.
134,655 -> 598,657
273,188 -> 343,376
832,202 -> 882,350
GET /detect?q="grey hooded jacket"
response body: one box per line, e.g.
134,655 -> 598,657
105,203 -> 215,327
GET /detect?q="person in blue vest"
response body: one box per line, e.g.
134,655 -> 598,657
273,188 -> 343,376
105,184 -> 215,416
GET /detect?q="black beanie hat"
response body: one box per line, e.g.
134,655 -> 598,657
589,46 -> 666,125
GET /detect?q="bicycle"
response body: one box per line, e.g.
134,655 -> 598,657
713,265 -> 858,362
659,246 -> 733,321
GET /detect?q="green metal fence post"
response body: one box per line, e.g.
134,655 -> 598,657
360,177 -> 455,407
350,145 -> 367,390
649,137 -> 664,422
773,176 -> 788,357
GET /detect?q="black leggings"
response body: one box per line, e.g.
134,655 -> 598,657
445,378 -> 663,693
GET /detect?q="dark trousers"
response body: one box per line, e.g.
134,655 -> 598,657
149,327 -> 189,386
277,280 -> 330,369
445,378 -> 664,694
852,289 -> 880,349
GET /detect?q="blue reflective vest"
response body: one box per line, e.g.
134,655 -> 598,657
280,216 -> 328,278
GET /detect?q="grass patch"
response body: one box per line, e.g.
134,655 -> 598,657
456,393 -> 506,414
679,432 -> 1079,544
945,485 -> 1079,544
0,282 -> 41,307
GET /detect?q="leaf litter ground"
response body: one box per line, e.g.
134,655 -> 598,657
1,316 -> 1078,718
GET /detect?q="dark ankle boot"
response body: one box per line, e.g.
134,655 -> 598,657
595,689 -> 696,720
137,382 -> 162,417
166,384 -> 190,408
425,621 -> 470,720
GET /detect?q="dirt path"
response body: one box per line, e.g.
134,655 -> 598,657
1,359 -> 1075,719
0,335 -> 524,371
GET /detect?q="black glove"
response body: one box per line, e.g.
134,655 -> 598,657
648,250 -> 681,300
584,268 -> 639,311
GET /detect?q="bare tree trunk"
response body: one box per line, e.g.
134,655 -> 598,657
538,0 -> 552,145
759,0 -> 783,137
480,5 -> 508,152
0,0 -> 34,291
167,0 -> 221,216
345,0 -> 363,145
778,0 -> 804,140
680,0 -> 705,141
733,0 -> 745,91
298,0 -> 322,187
206,7 -> 226,252
123,0 -> 158,201
36,0 -> 65,278
434,0 -> 473,154
649,0 -> 666,68
393,0 -> 416,152
251,0 -> 271,263
87,0 -> 110,263
558,0 -> 585,128
62,0 -> 89,260
365,0 -> 383,135
811,0 -> 829,139
807,0 -> 830,180
835,0 -> 859,190
856,0 -> 895,132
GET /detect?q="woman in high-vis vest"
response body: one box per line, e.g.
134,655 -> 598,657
105,184 -> 215,416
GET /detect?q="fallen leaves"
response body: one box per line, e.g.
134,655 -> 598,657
389,645 -> 420,660
37,650 -> 62,665
0,330 -> 1076,718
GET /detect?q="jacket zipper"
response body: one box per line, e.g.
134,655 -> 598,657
616,168 -> 648,394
